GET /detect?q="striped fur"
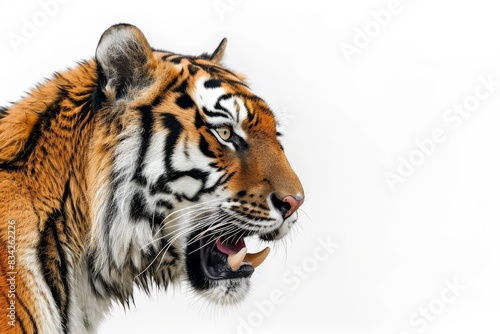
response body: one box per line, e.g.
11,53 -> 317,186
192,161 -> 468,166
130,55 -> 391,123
0,24 -> 304,333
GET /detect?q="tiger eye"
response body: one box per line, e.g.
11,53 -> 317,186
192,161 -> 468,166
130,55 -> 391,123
216,125 -> 232,141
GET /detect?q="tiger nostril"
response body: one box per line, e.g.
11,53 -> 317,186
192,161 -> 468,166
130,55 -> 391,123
270,194 -> 304,219
270,194 -> 288,217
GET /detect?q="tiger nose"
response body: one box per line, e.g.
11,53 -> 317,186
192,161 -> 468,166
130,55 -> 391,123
272,194 -> 305,218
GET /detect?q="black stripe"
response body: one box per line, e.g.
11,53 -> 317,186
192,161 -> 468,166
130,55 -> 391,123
152,212 -> 167,227
169,56 -> 183,64
157,199 -> 173,210
38,209 -> 69,334
161,54 -> 177,62
133,91 -> 165,186
168,168 -> 208,183
105,171 -> 120,256
176,93 -> 195,109
54,221 -> 69,334
204,79 -> 221,88
199,134 -> 216,158
16,295 -> 38,333
173,79 -> 188,93
0,106 -> 8,119
130,192 -> 149,222
133,104 -> 155,186
94,65 -> 108,114
149,174 -> 172,195
0,91 -> 67,169
202,106 -> 229,119
224,79 -> 249,88
213,170 -> 235,190
214,94 -> 233,115
130,192 -> 166,229
161,113 -> 183,172
188,64 -> 199,75
59,181 -> 72,334
194,110 -> 206,129
17,312 -> 27,333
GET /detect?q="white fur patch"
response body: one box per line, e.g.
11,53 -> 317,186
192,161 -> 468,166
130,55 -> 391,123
143,132 -> 167,184
168,176 -> 204,199
69,261 -> 111,333
21,247 -> 63,333
200,278 -> 251,305
194,78 -> 228,121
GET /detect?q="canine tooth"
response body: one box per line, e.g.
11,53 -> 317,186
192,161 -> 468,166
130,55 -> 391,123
247,247 -> 271,268
228,247 -> 247,271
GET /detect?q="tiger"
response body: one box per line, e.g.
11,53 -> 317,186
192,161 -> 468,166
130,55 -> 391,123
0,23 -> 304,333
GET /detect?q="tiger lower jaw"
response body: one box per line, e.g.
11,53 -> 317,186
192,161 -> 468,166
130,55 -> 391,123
185,234 -> 272,304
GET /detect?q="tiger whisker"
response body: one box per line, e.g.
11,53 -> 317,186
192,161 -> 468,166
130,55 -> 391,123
138,212 -> 233,277
136,218 -> 217,278
143,208 -> 218,249
185,214 -> 233,246
155,218 -> 234,272
150,199 -> 223,240
187,216 -> 244,253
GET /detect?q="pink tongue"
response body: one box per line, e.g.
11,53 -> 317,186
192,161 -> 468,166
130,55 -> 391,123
216,238 -> 246,255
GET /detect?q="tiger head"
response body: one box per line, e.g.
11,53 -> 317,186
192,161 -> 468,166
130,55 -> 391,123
89,24 -> 304,304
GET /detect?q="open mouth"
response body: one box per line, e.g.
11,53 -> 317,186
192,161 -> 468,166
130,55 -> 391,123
186,233 -> 271,290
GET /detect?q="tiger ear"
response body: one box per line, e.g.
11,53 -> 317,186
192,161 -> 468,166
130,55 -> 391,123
95,24 -> 155,99
208,38 -> 227,63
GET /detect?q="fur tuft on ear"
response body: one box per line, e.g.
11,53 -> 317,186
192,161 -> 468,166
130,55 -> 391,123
95,23 -> 155,99
208,38 -> 227,63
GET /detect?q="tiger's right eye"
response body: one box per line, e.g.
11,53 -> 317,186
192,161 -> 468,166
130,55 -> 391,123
216,125 -> 233,141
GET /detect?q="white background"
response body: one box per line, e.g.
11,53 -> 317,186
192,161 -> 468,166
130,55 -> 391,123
1,0 -> 500,333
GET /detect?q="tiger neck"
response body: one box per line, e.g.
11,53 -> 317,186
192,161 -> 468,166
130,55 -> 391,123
19,62 -> 98,233
0,61 -> 107,332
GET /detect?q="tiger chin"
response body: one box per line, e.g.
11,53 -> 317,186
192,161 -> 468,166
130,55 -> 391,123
0,24 -> 304,333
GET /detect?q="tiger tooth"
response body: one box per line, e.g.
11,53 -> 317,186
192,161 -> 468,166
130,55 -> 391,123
228,247 -> 247,271
246,247 -> 271,268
